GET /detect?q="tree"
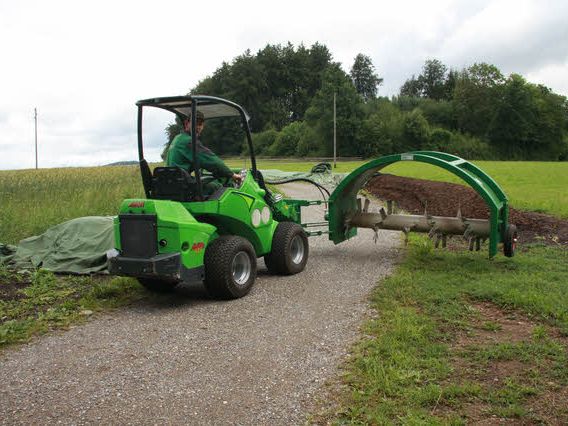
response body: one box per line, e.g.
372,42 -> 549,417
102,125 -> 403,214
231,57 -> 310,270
188,43 -> 334,154
193,42 -> 333,134
400,75 -> 422,98
399,59 -> 451,101
489,75 -> 568,159
266,121 -> 309,156
444,69 -> 458,100
350,54 -> 383,102
305,65 -> 364,156
355,100 -> 403,157
453,63 -> 505,137
402,109 -> 430,151
420,59 -> 448,100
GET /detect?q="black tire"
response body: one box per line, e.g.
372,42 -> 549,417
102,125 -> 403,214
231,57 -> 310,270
204,236 -> 257,299
138,278 -> 178,293
503,224 -> 518,258
264,222 -> 309,275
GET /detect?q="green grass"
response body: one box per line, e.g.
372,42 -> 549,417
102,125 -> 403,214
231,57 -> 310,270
0,165 -> 144,244
316,239 -> 568,424
1,160 -> 567,244
1,160 -> 567,420
232,159 -> 568,219
0,266 -> 146,347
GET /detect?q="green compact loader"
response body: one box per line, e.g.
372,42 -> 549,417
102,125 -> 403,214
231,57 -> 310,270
108,96 -> 311,299
108,95 -> 517,299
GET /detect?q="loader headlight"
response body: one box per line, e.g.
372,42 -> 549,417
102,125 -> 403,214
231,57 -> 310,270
261,206 -> 271,224
251,209 -> 261,227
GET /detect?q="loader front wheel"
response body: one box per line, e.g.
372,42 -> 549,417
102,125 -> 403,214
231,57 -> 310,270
138,278 -> 178,293
264,222 -> 309,275
204,236 -> 257,299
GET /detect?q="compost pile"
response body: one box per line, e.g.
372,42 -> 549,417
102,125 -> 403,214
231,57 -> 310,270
365,174 -> 568,247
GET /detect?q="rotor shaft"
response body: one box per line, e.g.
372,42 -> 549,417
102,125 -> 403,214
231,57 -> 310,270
347,210 -> 490,238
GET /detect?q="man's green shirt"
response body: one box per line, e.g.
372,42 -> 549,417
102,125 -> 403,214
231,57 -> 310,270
166,132 -> 233,178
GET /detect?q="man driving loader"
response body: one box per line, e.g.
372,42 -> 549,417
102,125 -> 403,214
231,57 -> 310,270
165,110 -> 242,194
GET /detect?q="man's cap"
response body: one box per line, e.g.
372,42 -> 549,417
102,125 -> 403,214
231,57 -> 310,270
186,110 -> 205,122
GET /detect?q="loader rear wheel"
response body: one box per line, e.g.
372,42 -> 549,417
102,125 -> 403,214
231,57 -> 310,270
503,224 -> 518,258
264,222 -> 309,275
138,278 -> 178,293
204,236 -> 257,299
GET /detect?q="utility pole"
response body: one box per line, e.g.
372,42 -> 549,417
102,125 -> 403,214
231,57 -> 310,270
333,92 -> 337,169
34,108 -> 38,169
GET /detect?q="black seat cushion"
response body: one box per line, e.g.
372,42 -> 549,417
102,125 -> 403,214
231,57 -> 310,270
151,167 -> 196,202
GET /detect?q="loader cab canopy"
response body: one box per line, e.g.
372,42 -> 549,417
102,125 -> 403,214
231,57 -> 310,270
135,95 -> 257,201
136,95 -> 251,122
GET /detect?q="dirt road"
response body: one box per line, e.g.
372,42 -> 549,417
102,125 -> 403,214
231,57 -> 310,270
0,183 -> 400,425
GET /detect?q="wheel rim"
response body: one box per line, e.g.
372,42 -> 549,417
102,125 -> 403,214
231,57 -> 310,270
232,251 -> 252,286
290,235 -> 305,265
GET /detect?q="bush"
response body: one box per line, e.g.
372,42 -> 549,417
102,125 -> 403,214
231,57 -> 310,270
558,138 -> 568,161
425,127 -> 453,151
266,121 -> 308,156
446,133 -> 495,160
247,129 -> 279,155
417,99 -> 456,129
421,126 -> 495,160
295,126 -> 320,157
402,109 -> 430,151
356,103 -> 404,157
357,115 -> 395,157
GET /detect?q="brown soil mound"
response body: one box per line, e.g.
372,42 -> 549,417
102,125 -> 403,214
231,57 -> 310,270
365,174 -> 568,247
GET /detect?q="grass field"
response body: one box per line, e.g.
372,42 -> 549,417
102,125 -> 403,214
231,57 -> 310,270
228,159 -> 568,218
1,159 -> 567,421
0,165 -> 143,244
0,269 -> 146,346
1,159 -> 567,245
312,239 -> 568,424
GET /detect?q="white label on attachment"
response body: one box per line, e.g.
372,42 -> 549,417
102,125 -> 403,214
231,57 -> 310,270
401,154 -> 414,161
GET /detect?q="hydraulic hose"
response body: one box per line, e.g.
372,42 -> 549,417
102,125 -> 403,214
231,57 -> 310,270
264,177 -> 331,201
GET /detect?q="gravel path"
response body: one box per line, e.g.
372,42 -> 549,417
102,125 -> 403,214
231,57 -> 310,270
0,183 -> 400,425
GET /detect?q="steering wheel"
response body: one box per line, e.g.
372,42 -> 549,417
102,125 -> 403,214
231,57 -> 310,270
233,169 -> 247,189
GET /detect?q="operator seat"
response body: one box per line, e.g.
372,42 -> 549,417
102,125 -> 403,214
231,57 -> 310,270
151,166 -> 197,202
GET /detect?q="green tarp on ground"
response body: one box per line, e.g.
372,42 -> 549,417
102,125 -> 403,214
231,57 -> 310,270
0,216 -> 114,274
0,167 -> 346,274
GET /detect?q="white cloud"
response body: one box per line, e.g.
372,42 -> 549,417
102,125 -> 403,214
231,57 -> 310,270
1,0 -> 567,170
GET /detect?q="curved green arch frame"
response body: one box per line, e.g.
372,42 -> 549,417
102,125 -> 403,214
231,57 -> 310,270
327,151 -> 509,258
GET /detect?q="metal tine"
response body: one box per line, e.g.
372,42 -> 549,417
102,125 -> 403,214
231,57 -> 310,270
387,200 -> 393,215
468,237 -> 475,251
428,226 -> 438,239
402,226 -> 410,245
357,198 -> 362,212
442,234 -> 447,248
475,237 -> 481,251
372,226 -> 378,244
434,234 -> 441,248
379,207 -> 387,220
363,198 -> 371,213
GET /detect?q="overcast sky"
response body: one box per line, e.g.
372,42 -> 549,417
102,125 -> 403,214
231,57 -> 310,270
1,0 -> 567,170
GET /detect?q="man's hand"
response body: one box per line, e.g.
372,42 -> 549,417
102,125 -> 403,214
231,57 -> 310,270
231,173 -> 243,183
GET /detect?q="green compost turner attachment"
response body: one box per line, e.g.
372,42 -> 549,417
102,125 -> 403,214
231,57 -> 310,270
325,151 -> 517,258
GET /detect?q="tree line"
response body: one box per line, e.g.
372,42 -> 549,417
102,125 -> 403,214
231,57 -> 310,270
168,43 -> 568,161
